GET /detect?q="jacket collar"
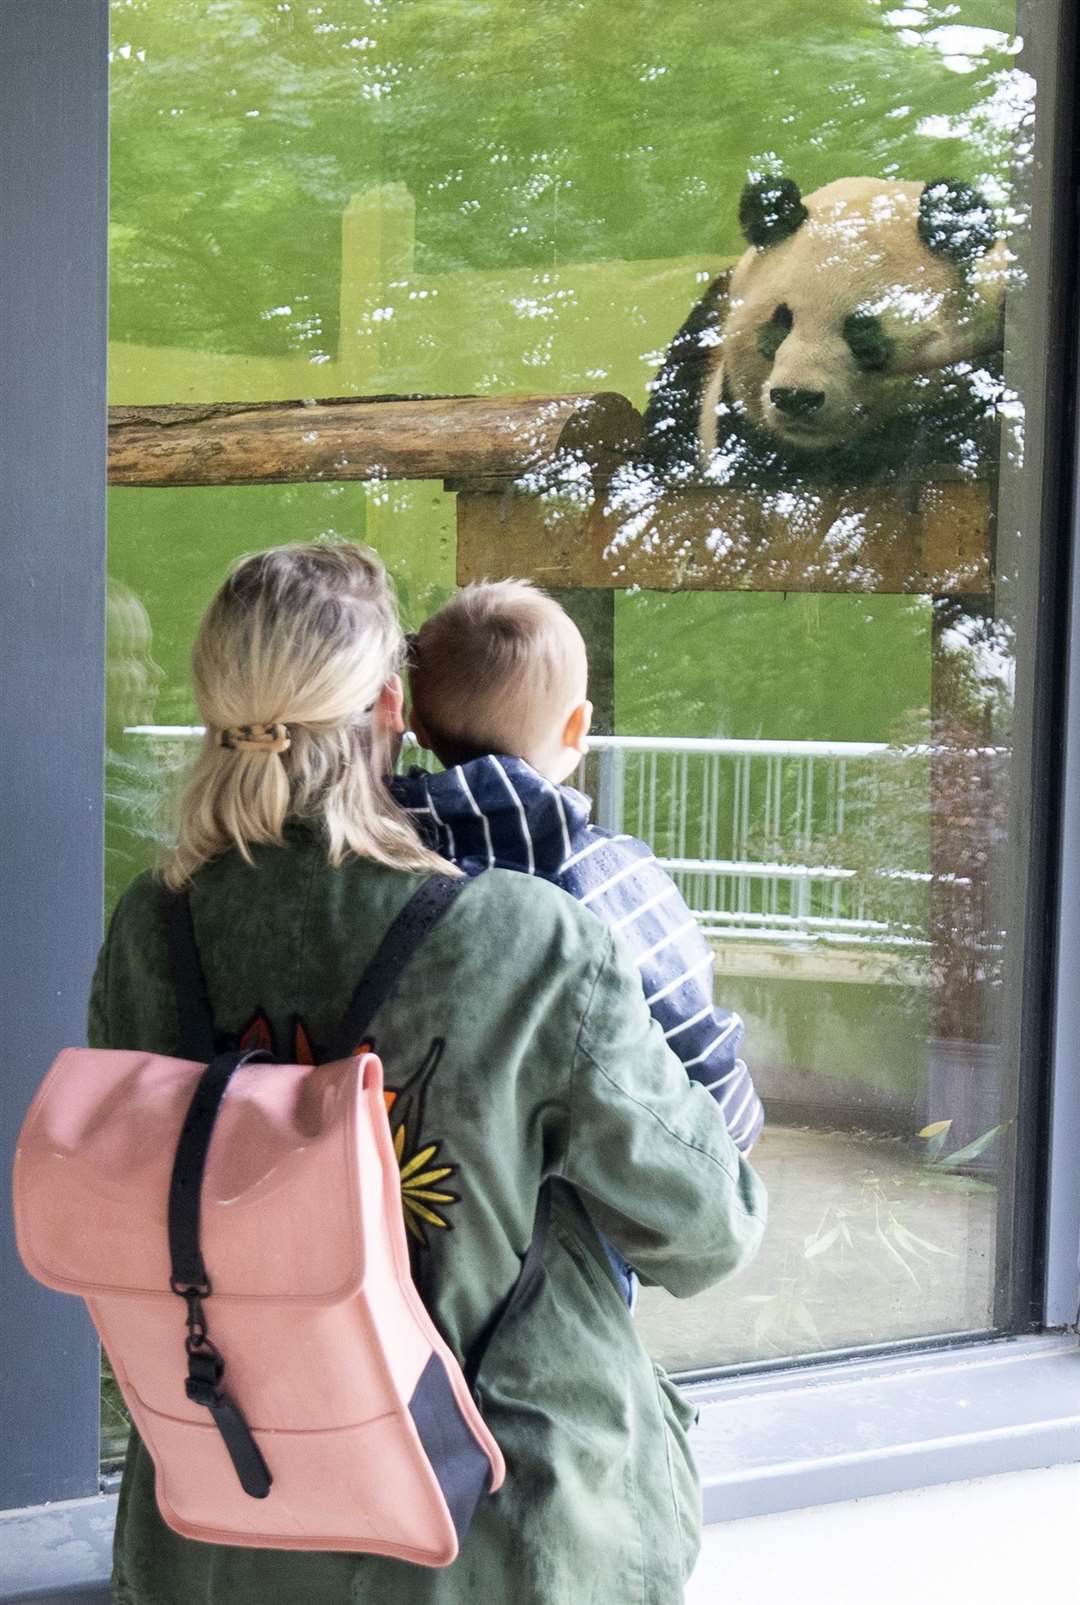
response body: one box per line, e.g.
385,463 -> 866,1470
392,755 -> 592,876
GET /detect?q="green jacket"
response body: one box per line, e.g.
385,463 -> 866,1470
90,825 -> 766,1605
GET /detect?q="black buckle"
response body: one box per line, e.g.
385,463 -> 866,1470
176,1284 -> 227,1405
178,1284 -> 211,1345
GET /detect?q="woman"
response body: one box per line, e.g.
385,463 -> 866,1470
91,542 -> 766,1605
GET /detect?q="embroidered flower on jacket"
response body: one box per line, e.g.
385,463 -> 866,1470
236,1013 -> 460,1247
390,1116 -> 460,1244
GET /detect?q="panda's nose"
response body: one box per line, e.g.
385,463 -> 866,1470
770,387 -> 826,418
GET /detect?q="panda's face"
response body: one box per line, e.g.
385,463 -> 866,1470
726,288 -> 919,450
711,179 -> 1005,457
731,292 -> 898,446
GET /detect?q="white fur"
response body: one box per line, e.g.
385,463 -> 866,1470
699,177 -> 1007,462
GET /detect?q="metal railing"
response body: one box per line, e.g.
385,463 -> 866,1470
579,736 -> 932,950
125,727 -> 934,950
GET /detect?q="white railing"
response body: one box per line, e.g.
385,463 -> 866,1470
579,735 -> 932,950
125,727 -> 934,950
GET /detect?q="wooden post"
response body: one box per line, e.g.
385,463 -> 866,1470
337,185 -> 417,390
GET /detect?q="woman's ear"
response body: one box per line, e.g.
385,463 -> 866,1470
562,699 -> 593,755
375,674 -> 406,737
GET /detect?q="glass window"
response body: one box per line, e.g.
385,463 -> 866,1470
106,0 -> 1058,1438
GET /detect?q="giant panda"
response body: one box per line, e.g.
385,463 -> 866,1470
642,175 -> 1008,485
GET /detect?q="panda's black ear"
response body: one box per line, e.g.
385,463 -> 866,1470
918,179 -> 996,265
739,176 -> 808,249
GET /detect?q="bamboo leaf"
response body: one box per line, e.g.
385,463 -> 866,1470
918,1120 -> 953,1139
790,1299 -> 823,1343
803,1226 -> 841,1260
923,1130 -> 950,1162
891,1221 -> 954,1259
875,1221 -> 921,1286
938,1124 -> 1008,1168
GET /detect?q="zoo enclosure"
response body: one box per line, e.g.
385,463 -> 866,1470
107,380 -> 997,1009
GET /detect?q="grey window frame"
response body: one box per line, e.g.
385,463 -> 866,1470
0,0 -> 109,1527
0,0 -> 1076,1596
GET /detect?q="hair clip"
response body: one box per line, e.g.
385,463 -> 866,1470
219,722 -> 291,754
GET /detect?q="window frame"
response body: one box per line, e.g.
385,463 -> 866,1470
0,0 -> 108,1531
0,1 -> 1077,1595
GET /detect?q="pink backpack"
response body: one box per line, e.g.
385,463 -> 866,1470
13,876 -> 544,1567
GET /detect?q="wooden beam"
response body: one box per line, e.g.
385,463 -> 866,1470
107,393 -> 642,488
107,390 -> 992,597
456,477 -> 992,595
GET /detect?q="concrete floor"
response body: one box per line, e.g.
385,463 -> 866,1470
638,1124 -> 997,1372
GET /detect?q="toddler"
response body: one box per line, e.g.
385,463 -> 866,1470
393,581 -> 764,1302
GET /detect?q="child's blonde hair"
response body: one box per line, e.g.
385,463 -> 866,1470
163,542 -> 451,888
408,580 -> 586,768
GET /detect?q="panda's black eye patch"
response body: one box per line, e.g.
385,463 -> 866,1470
843,312 -> 894,372
757,303 -> 793,361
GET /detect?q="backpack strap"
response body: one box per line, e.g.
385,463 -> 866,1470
162,887 -> 218,1063
322,873 -> 467,1061
160,891 -> 284,1498
168,1047 -> 274,1500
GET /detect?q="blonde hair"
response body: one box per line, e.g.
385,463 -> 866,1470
163,542 -> 452,888
409,580 -> 586,768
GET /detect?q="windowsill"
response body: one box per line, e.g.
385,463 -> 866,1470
1,1334 -> 1076,1601
684,1331 -> 1080,1523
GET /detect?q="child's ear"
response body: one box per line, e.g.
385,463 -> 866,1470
375,674 -> 406,737
562,699 -> 593,755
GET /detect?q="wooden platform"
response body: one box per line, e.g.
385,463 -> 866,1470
107,394 -> 992,597
455,477 -> 992,595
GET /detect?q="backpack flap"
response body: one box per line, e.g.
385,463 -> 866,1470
13,1046 -> 371,1302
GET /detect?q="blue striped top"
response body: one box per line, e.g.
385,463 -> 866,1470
392,755 -> 763,1152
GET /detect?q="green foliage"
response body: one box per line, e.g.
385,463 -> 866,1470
105,0 -> 1023,1109
100,1352 -> 131,1466
917,1118 -> 1010,1169
110,0 -> 1023,355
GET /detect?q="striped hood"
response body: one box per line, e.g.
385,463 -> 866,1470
392,756 -> 592,878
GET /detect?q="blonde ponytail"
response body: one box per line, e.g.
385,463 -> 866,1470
162,543 -> 452,888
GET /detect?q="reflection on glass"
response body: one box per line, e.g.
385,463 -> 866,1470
105,580 -> 168,914
108,0 -> 1046,1378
